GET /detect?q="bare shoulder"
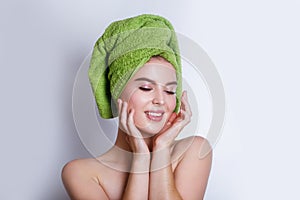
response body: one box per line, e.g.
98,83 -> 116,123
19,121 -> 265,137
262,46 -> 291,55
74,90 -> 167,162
61,158 -> 100,180
172,135 -> 213,162
61,158 -> 109,200
172,136 -> 213,199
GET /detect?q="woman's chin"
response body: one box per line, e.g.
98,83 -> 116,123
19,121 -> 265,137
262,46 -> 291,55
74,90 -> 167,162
135,118 -> 168,138
137,126 -> 163,138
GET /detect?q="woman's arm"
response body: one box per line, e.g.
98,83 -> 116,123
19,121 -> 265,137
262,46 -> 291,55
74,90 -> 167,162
174,136 -> 212,200
149,92 -> 212,199
149,91 -> 193,199
122,154 -> 150,200
118,100 -> 151,200
61,159 -> 109,200
149,136 -> 212,200
149,148 -> 183,200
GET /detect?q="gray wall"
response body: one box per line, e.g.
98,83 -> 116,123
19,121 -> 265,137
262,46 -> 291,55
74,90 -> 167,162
1,0 -> 299,199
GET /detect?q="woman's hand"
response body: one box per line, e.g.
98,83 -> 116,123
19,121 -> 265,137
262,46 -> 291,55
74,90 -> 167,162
152,91 -> 192,151
118,99 -> 150,154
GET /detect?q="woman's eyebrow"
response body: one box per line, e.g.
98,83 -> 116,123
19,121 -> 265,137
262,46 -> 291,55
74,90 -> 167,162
134,78 -> 177,85
166,81 -> 177,86
134,78 -> 155,84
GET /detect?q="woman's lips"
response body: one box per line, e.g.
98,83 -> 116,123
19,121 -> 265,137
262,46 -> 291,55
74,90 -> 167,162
145,111 -> 164,121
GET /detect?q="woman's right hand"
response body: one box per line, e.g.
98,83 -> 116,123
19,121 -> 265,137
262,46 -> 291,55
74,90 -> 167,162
118,99 -> 150,154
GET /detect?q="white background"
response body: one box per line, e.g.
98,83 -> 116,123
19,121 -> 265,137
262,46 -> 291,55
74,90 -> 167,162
1,0 -> 299,199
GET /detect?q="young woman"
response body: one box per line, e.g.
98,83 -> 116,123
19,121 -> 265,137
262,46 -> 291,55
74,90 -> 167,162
62,14 -> 212,200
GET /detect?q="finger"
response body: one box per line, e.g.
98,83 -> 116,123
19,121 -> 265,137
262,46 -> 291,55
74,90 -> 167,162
181,91 -> 192,117
119,101 -> 129,134
127,109 -> 143,139
158,112 -> 177,134
178,108 -> 191,126
169,108 -> 191,131
117,99 -> 122,116
168,112 -> 177,124
160,111 -> 183,134
159,118 -> 173,134
159,121 -> 183,141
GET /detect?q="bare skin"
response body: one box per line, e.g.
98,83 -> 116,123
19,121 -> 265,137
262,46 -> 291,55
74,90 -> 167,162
62,57 -> 212,200
62,136 -> 211,200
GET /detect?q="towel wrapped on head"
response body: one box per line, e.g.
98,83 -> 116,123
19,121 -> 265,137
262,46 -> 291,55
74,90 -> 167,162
89,14 -> 182,119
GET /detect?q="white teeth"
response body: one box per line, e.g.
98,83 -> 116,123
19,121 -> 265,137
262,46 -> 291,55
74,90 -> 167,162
147,112 -> 162,117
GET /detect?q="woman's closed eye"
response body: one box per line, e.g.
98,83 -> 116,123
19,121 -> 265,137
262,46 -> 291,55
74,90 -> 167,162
165,90 -> 176,95
139,86 -> 176,95
139,86 -> 152,91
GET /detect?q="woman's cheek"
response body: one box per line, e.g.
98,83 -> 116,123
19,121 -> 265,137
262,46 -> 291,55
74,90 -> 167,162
134,114 -> 147,129
168,96 -> 177,111
128,93 -> 147,127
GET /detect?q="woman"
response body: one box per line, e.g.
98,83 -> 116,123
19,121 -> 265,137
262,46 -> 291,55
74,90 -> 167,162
62,14 -> 212,200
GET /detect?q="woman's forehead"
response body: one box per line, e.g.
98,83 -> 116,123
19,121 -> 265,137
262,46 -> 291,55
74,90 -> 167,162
146,56 -> 174,69
133,62 -> 177,83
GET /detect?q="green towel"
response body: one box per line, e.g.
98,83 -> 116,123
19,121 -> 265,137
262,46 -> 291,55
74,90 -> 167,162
89,14 -> 182,119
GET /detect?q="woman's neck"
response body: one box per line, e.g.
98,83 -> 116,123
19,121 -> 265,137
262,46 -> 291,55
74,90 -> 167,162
115,128 -> 154,152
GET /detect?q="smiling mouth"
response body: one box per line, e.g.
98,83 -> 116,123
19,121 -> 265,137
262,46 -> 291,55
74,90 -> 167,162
145,111 -> 164,121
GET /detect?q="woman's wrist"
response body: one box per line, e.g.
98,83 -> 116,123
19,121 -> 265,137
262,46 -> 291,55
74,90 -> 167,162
150,147 -> 172,171
152,143 -> 172,153
130,153 -> 151,173
152,138 -> 173,152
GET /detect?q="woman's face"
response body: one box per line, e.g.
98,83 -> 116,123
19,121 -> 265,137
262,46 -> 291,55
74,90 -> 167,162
120,57 -> 177,137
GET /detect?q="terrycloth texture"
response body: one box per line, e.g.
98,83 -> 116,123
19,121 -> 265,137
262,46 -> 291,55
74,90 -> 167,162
89,14 -> 182,118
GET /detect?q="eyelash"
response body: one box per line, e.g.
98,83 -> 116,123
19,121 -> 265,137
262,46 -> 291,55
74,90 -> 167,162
139,87 -> 152,91
165,91 -> 176,95
139,87 -> 176,95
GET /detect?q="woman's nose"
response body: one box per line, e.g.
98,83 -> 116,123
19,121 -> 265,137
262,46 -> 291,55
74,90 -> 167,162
152,88 -> 165,105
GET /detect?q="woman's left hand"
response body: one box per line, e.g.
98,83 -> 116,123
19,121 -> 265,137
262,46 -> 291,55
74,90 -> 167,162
152,91 -> 192,151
